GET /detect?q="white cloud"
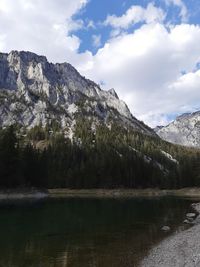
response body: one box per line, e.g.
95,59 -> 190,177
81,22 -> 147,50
104,3 -> 166,29
80,23 -> 200,127
92,34 -> 101,48
87,20 -> 96,29
0,0 -> 90,64
0,0 -> 199,127
165,0 -> 188,22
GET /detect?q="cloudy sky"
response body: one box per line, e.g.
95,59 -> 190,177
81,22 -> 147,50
0,0 -> 200,127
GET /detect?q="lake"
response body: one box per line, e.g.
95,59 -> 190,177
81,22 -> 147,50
0,197 -> 194,267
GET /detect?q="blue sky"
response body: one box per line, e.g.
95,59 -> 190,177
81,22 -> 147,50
75,0 -> 145,54
0,0 -> 200,126
73,0 -> 200,54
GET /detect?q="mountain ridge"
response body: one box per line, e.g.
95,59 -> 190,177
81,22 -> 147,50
155,111 -> 200,148
0,50 -> 155,137
1,51 -> 200,190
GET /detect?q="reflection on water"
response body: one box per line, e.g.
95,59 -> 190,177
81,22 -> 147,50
0,197 -> 192,267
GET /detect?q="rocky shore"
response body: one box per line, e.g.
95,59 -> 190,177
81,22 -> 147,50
140,203 -> 200,267
0,189 -> 48,200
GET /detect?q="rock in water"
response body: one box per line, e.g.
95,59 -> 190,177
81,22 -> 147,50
161,226 -> 171,231
183,219 -> 192,224
186,213 -> 196,219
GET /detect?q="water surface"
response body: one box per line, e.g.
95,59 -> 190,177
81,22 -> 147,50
0,197 -> 193,267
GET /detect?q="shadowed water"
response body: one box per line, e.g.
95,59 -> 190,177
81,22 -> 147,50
0,197 -> 192,267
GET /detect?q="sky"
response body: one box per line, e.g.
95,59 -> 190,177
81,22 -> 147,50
0,0 -> 200,127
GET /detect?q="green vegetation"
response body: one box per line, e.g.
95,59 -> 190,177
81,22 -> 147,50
0,120 -> 200,189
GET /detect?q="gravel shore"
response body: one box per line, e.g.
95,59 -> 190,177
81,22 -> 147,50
0,190 -> 47,200
140,203 -> 200,267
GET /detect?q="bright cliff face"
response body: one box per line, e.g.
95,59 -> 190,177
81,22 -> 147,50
0,50 -> 154,136
156,112 -> 200,148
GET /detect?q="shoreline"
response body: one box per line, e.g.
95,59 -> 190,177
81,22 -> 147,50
140,203 -> 200,267
48,188 -> 200,199
1,188 -> 200,266
1,187 -> 200,200
1,188 -> 200,267
0,189 -> 48,200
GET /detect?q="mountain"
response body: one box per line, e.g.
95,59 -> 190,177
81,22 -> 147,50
0,51 -> 200,190
155,111 -> 200,148
0,50 -> 154,136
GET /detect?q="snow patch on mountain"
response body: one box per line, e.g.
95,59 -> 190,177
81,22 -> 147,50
128,145 -> 169,174
161,150 -> 178,164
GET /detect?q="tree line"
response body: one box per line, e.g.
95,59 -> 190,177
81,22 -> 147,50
0,120 -> 200,189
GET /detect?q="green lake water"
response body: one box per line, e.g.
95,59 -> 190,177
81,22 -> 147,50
0,197 -> 194,267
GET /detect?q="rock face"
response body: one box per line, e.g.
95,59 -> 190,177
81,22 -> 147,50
155,112 -> 200,147
0,50 -> 154,136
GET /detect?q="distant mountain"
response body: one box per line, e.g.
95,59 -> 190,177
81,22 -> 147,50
0,50 -> 155,136
155,111 -> 200,148
154,125 -> 164,132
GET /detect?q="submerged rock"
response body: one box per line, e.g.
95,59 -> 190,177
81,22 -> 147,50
191,203 -> 200,213
161,226 -> 171,231
186,213 -> 196,218
183,219 -> 193,224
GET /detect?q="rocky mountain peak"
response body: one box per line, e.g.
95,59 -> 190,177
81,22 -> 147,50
8,50 -> 48,64
108,88 -> 119,99
0,50 -> 155,136
155,111 -> 200,147
176,112 -> 191,121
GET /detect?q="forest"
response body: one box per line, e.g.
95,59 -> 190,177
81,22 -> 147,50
0,119 -> 200,189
